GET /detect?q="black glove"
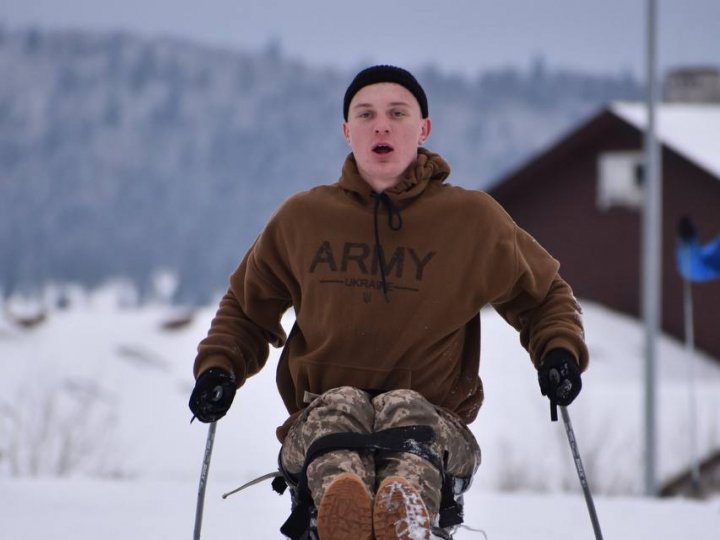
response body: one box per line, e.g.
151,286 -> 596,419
538,349 -> 582,407
677,215 -> 696,242
189,368 -> 236,423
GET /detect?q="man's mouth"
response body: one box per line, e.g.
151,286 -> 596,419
372,144 -> 394,154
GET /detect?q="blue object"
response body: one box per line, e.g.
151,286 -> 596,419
677,236 -> 720,282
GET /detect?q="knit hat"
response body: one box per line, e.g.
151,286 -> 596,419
343,65 -> 428,120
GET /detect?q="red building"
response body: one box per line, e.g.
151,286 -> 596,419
489,102 -> 720,361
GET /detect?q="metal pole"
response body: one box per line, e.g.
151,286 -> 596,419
642,0 -> 662,497
682,246 -> 701,493
194,421 -> 218,540
560,406 -> 603,540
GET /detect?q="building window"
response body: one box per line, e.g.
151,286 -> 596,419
597,151 -> 644,210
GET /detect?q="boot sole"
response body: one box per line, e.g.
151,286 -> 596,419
373,476 -> 431,540
316,472 -> 373,540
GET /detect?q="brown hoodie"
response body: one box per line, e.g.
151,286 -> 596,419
194,148 -> 589,440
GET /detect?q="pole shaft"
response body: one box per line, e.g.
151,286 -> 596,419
194,421 -> 218,540
682,248 -> 701,491
642,0 -> 662,497
560,407 -> 603,540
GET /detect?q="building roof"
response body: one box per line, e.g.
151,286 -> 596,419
610,102 -> 720,179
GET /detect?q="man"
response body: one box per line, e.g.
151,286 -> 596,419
190,65 -> 588,540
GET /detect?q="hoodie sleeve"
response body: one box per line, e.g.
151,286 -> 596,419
193,214 -> 294,386
490,222 -> 589,371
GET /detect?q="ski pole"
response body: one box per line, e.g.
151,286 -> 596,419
193,420 -> 218,540
192,385 -> 225,540
558,405 -> 604,540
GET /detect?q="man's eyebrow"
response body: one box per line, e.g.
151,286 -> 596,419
351,101 -> 412,109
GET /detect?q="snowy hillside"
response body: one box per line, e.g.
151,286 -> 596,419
0,26 -> 642,301
1,286 -> 720,538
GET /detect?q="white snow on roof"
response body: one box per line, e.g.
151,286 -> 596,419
610,102 -> 720,179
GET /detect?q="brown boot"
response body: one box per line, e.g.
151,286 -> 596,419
316,472 -> 373,540
373,476 -> 431,540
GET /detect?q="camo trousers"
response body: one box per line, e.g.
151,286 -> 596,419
280,386 -> 481,519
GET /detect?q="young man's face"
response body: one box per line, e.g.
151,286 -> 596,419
343,83 -> 431,193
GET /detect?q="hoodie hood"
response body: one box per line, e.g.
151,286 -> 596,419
338,147 -> 451,205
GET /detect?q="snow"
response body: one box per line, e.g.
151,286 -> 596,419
611,102 -> 720,179
2,285 -> 720,539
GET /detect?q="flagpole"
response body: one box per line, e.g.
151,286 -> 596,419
681,246 -> 701,494
642,0 -> 662,497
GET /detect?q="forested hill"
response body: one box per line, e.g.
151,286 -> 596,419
0,26 -> 641,302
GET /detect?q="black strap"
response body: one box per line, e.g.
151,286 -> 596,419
438,462 -> 464,528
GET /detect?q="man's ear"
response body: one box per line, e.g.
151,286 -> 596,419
342,122 -> 351,145
419,118 -> 432,145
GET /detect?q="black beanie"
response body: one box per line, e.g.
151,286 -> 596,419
343,65 -> 428,120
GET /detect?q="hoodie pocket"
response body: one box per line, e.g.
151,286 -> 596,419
294,358 -> 412,400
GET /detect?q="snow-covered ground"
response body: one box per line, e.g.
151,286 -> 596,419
2,285 -> 720,539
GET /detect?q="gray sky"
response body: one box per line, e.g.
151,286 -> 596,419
2,0 -> 719,78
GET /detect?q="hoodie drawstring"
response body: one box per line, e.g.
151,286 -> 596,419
371,192 -> 403,301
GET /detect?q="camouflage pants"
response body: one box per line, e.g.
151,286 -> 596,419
280,386 -> 481,519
